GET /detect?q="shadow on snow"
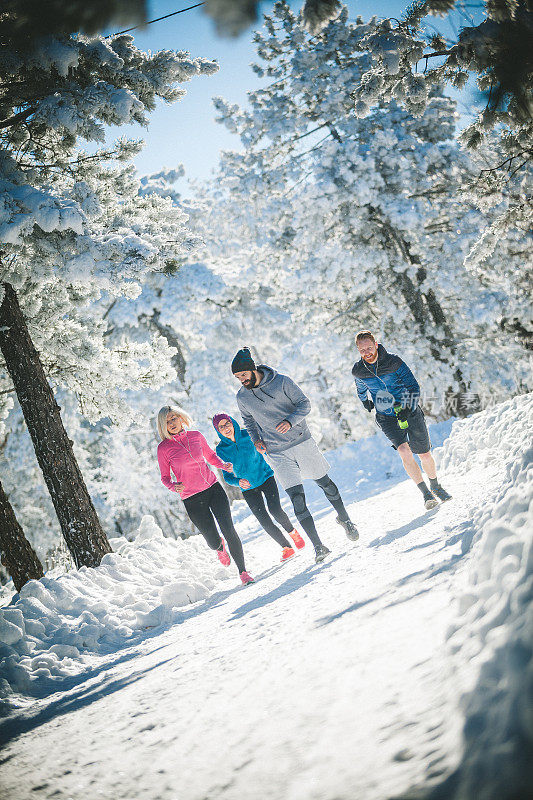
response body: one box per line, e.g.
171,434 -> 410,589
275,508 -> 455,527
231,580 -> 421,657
0,656 -> 174,748
229,555 -> 346,621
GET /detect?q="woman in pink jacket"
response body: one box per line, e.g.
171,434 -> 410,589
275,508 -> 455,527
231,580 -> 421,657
157,406 -> 254,585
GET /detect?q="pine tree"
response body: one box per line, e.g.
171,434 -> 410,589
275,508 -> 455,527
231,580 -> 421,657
199,0 -> 531,254
0,478 -> 44,591
0,282 -> 112,566
346,0 -> 532,254
0,4 -> 218,567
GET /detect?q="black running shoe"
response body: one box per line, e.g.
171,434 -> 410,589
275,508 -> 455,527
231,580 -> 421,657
314,545 -> 331,564
424,496 -> 439,510
432,485 -> 452,503
336,516 -> 360,541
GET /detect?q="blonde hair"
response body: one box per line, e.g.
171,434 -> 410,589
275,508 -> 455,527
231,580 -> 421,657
156,406 -> 193,441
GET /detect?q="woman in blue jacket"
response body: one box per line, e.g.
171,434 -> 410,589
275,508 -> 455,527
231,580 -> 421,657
213,413 -> 304,561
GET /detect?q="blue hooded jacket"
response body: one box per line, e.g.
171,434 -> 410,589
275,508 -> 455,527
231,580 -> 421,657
213,415 -> 273,491
351,344 -> 420,416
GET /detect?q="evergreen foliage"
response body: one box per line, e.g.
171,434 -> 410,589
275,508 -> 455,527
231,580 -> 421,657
202,0 -> 532,252
0,1 -> 218,576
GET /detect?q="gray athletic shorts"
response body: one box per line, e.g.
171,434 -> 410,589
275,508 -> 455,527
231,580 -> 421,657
264,437 -> 330,490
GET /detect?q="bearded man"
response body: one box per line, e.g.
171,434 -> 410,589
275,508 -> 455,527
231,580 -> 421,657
352,330 -> 451,510
232,347 -> 359,563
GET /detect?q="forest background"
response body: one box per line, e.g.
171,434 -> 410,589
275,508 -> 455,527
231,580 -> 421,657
0,0 -> 530,584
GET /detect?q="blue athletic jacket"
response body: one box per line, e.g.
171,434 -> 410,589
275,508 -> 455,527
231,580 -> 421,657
351,344 -> 420,416
213,416 -> 273,490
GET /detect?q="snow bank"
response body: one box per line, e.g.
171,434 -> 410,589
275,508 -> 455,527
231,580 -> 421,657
435,393 -> 533,799
0,516 -> 231,715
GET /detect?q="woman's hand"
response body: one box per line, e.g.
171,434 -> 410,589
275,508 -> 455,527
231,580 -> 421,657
223,462 -> 233,472
173,482 -> 185,495
239,479 -> 251,490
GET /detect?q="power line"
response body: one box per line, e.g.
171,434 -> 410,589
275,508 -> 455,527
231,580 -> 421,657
106,3 -> 206,38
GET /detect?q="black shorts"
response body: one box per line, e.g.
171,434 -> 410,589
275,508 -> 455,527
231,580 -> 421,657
375,406 -> 431,454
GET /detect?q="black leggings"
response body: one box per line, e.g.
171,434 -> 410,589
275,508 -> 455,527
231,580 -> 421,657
242,476 -> 292,548
183,482 -> 246,573
314,474 -> 349,522
285,484 -> 323,550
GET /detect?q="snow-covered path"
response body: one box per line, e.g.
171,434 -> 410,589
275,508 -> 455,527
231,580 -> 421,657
0,467 -> 497,800
1,395 -> 531,800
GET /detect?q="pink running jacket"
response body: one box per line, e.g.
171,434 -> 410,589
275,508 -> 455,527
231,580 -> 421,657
157,430 -> 228,499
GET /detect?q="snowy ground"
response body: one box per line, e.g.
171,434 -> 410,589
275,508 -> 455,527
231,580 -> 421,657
0,395 -> 531,800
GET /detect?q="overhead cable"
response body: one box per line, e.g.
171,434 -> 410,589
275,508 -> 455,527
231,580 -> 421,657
106,3 -> 206,38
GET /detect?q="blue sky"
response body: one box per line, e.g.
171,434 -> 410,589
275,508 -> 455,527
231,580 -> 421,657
102,0 -> 477,184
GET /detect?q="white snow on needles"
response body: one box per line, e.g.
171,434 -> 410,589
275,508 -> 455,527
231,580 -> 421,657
0,393 -> 531,798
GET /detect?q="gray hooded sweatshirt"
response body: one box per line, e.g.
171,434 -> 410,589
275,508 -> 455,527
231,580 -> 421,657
236,365 -> 312,454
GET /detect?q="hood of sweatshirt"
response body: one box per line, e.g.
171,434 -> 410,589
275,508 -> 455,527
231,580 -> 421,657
254,365 -> 276,391
213,413 -> 274,488
212,414 -> 243,442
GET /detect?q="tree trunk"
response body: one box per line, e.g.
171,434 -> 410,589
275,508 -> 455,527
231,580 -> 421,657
0,478 -> 44,591
0,282 -> 111,567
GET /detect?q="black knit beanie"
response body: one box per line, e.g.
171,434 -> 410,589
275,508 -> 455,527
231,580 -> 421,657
231,347 -> 256,374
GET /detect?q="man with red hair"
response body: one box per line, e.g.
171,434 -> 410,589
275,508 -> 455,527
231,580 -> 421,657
352,331 -> 451,510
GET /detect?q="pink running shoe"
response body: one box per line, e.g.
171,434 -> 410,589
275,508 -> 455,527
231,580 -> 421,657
280,546 -> 295,562
217,539 -> 230,567
289,529 -> 305,549
240,570 -> 254,585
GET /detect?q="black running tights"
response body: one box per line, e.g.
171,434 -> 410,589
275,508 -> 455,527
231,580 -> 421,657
242,476 -> 292,548
285,484 -> 323,550
183,482 -> 246,573
314,474 -> 350,522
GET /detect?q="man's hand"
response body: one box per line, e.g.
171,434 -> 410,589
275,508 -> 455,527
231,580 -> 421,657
362,399 -> 374,413
395,407 -> 411,422
223,462 -> 233,472
275,419 -> 292,434
239,478 -> 251,490
255,440 -> 267,453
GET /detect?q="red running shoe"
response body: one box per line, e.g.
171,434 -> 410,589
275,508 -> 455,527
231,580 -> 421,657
288,529 -> 305,549
217,539 -> 230,567
240,570 -> 254,585
280,546 -> 295,562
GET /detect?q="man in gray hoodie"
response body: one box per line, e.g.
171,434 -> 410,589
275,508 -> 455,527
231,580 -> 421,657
232,347 -> 359,563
